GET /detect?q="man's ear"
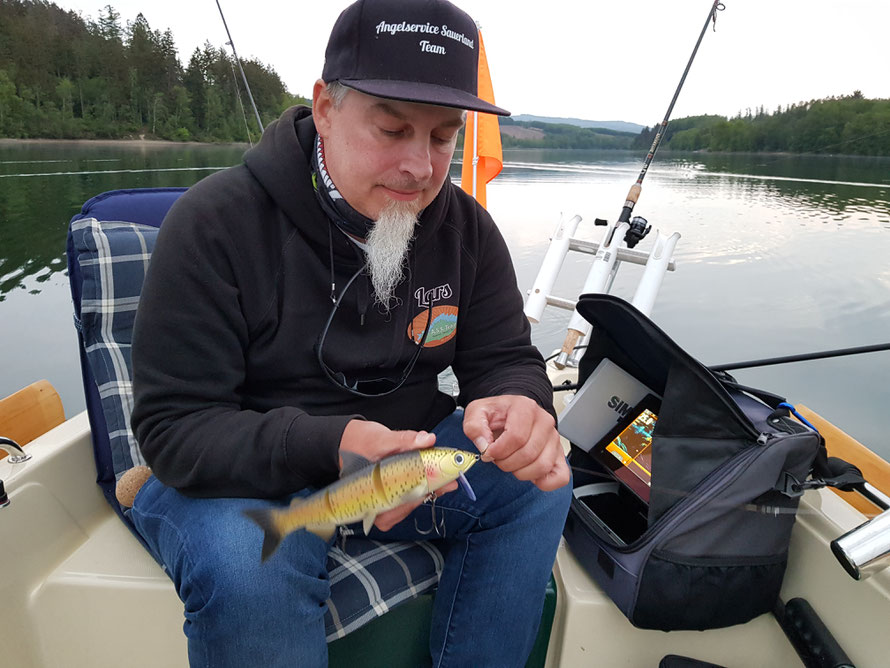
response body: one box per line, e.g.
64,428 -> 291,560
313,79 -> 333,137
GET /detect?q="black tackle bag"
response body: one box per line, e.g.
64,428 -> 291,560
562,294 -> 830,631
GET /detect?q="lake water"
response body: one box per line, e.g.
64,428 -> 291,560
1,141 -> 888,457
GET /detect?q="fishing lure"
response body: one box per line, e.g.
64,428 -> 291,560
244,447 -> 478,561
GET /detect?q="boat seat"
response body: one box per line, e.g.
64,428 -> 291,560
65,187 -> 556,666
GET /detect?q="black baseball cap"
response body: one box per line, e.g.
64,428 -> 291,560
322,0 -> 510,116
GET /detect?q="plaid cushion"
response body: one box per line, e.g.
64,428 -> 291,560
68,215 -> 442,641
71,218 -> 155,478
324,539 -> 443,640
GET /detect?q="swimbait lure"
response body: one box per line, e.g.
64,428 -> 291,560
244,447 -> 478,561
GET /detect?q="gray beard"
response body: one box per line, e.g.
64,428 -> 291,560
365,200 -> 419,311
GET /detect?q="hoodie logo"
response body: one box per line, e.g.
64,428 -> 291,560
408,305 -> 458,348
415,283 -> 452,307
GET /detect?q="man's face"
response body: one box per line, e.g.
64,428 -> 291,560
313,82 -> 466,220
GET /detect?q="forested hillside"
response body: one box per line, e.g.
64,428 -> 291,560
0,0 -> 306,141
2,1 -> 887,154
633,95 -> 890,156
499,117 -> 637,149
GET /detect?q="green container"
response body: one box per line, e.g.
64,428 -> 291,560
328,575 -> 558,667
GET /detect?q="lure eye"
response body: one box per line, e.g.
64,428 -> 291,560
454,453 -> 465,466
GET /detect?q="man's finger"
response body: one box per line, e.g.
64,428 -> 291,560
462,406 -> 495,455
480,400 -> 538,464
490,434 -> 544,474
381,430 -> 436,459
532,455 -> 571,492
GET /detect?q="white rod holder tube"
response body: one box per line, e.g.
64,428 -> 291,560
565,221 -> 630,334
524,215 -> 582,323
631,231 -> 681,317
554,221 -> 629,369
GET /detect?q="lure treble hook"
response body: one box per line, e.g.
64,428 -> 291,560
414,492 -> 446,537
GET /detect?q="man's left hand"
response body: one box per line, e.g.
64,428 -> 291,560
463,395 -> 570,492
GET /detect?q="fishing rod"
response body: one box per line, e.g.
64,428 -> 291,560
550,1 -> 725,369
552,341 -> 890,392
710,341 -> 890,372
215,0 -> 264,133
228,58 -> 255,146
617,0 -> 725,233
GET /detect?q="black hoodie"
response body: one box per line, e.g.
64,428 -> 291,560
131,106 -> 552,498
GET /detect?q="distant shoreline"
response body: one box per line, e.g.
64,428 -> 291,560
0,137 -> 250,148
4,138 -> 886,160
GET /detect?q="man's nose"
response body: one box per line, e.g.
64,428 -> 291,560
399,139 -> 434,182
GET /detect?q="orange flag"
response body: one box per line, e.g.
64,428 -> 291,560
460,29 -> 502,209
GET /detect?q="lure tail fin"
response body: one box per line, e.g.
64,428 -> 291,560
243,508 -> 283,562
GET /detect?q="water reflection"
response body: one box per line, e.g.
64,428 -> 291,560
1,142 -> 888,452
0,141 -> 244,300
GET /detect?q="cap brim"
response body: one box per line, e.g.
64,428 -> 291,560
340,79 -> 510,116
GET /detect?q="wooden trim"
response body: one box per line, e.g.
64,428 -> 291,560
0,380 -> 65,458
797,404 -> 890,516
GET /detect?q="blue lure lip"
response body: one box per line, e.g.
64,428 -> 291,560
458,471 -> 476,502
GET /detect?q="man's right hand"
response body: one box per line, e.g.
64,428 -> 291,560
338,420 -> 457,531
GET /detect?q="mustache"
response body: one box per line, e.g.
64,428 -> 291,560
380,178 -> 429,192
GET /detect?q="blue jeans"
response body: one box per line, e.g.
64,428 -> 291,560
130,410 -> 571,667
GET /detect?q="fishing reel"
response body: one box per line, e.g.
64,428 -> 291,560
624,216 -> 651,249
595,216 -> 651,249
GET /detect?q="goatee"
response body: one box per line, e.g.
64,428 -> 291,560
365,199 -> 419,311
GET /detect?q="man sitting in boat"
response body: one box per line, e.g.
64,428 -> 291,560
128,0 -> 571,665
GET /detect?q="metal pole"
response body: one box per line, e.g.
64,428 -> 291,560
228,59 -> 253,146
472,111 -> 479,198
215,0 -> 264,133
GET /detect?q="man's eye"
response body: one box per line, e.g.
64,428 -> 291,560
381,129 -> 403,137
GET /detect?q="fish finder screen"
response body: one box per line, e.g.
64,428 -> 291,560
604,409 -> 655,489
591,394 -> 659,504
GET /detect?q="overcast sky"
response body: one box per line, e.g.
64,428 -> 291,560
58,0 -> 890,126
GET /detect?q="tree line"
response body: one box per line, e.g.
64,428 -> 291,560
0,0 -> 307,142
2,1 -> 888,155
498,95 -> 890,157
498,118 -> 637,150
632,94 -> 890,156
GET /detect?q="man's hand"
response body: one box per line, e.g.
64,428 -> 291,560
463,395 -> 570,492
339,420 -> 457,531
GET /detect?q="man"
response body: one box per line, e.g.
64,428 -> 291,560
130,0 -> 571,665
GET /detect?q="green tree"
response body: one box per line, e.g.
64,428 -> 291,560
0,68 -> 18,132
55,76 -> 75,117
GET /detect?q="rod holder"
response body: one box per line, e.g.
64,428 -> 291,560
831,507 -> 890,580
564,221 -> 630,336
631,230 -> 681,317
525,215 -> 583,323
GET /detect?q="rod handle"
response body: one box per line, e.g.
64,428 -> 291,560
618,183 -> 643,223
625,183 -> 642,206
554,328 -> 584,369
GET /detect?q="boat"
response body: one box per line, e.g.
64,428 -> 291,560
3,171 -> 890,666
4,6 -> 890,668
